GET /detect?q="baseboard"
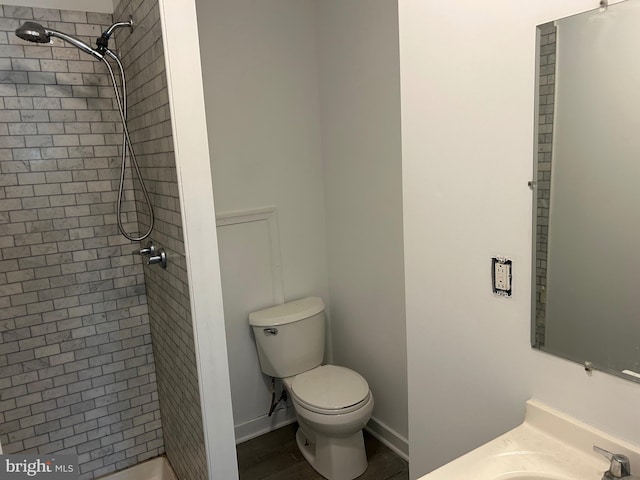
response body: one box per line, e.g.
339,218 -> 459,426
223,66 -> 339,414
234,409 -> 409,463
234,406 -> 297,445
365,416 -> 409,462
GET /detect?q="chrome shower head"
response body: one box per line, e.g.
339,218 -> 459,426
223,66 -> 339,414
15,21 -> 104,60
15,21 -> 50,43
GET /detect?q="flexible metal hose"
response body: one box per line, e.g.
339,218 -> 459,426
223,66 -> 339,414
102,50 -> 155,242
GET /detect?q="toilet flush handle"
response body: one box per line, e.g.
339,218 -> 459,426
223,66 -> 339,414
263,328 -> 278,335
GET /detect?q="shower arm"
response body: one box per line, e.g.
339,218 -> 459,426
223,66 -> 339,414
97,19 -> 133,54
104,20 -> 133,38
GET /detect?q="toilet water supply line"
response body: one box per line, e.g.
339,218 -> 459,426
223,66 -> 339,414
268,378 -> 288,417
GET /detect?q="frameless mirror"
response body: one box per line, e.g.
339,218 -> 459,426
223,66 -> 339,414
531,0 -> 640,383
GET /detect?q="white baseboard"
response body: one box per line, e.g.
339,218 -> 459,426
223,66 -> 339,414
234,406 -> 297,445
235,409 -> 409,465
365,416 -> 409,461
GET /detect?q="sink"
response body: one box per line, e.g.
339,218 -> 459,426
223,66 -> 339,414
496,476 -> 567,480
417,400 -> 640,480
494,475 -> 569,480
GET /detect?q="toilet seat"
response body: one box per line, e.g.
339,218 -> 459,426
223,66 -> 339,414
286,365 -> 370,415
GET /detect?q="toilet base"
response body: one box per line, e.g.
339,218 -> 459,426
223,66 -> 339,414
295,426 -> 368,480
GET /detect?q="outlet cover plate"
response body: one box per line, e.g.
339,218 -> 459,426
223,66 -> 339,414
492,257 -> 512,297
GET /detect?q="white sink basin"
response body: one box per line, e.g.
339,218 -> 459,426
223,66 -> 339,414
496,477 -> 566,480
418,400 -> 640,480
494,475 -> 568,480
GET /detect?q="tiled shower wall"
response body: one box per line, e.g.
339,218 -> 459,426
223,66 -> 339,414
113,1 -> 208,479
0,5 -> 164,478
534,22 -> 556,347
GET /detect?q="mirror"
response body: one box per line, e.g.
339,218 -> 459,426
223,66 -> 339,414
531,0 -> 640,383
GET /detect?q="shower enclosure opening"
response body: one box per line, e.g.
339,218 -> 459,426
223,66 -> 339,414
15,19 -> 155,242
2,3 -> 208,478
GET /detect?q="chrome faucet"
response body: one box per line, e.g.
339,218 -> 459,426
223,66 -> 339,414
137,241 -> 167,269
138,242 -> 156,256
594,446 -> 639,480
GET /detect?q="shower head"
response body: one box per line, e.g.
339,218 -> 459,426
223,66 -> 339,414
15,21 -> 104,60
15,21 -> 49,43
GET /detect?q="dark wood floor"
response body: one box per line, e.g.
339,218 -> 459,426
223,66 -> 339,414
237,423 -> 409,480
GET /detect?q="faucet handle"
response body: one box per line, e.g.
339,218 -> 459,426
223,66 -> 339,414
138,242 -> 156,256
147,248 -> 167,269
594,445 -> 631,478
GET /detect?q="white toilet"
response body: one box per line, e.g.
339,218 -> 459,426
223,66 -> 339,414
249,297 -> 374,480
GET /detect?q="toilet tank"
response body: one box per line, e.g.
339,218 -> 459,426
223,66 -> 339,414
249,297 -> 325,378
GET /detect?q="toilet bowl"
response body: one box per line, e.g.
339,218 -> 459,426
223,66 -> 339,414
249,297 -> 374,480
284,365 -> 374,480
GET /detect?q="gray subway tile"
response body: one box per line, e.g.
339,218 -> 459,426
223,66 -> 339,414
0,5 -> 168,477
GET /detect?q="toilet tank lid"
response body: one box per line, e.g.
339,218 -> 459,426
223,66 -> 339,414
249,297 -> 325,327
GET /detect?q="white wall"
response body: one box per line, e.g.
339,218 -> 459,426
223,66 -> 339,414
216,212 -> 297,441
195,0 -> 330,440
316,0 -> 408,456
399,0 -> 640,478
197,0 -> 329,303
545,2 -> 640,372
159,1 -> 238,478
195,0 -> 408,452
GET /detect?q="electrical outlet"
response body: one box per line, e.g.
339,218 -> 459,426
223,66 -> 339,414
492,257 -> 512,297
495,262 -> 510,290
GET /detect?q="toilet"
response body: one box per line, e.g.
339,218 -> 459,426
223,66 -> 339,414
249,297 -> 374,480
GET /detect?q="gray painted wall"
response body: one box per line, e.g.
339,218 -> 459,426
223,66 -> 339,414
317,0 -> 407,452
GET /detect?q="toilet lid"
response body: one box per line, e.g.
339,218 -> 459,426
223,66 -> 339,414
289,365 -> 369,413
